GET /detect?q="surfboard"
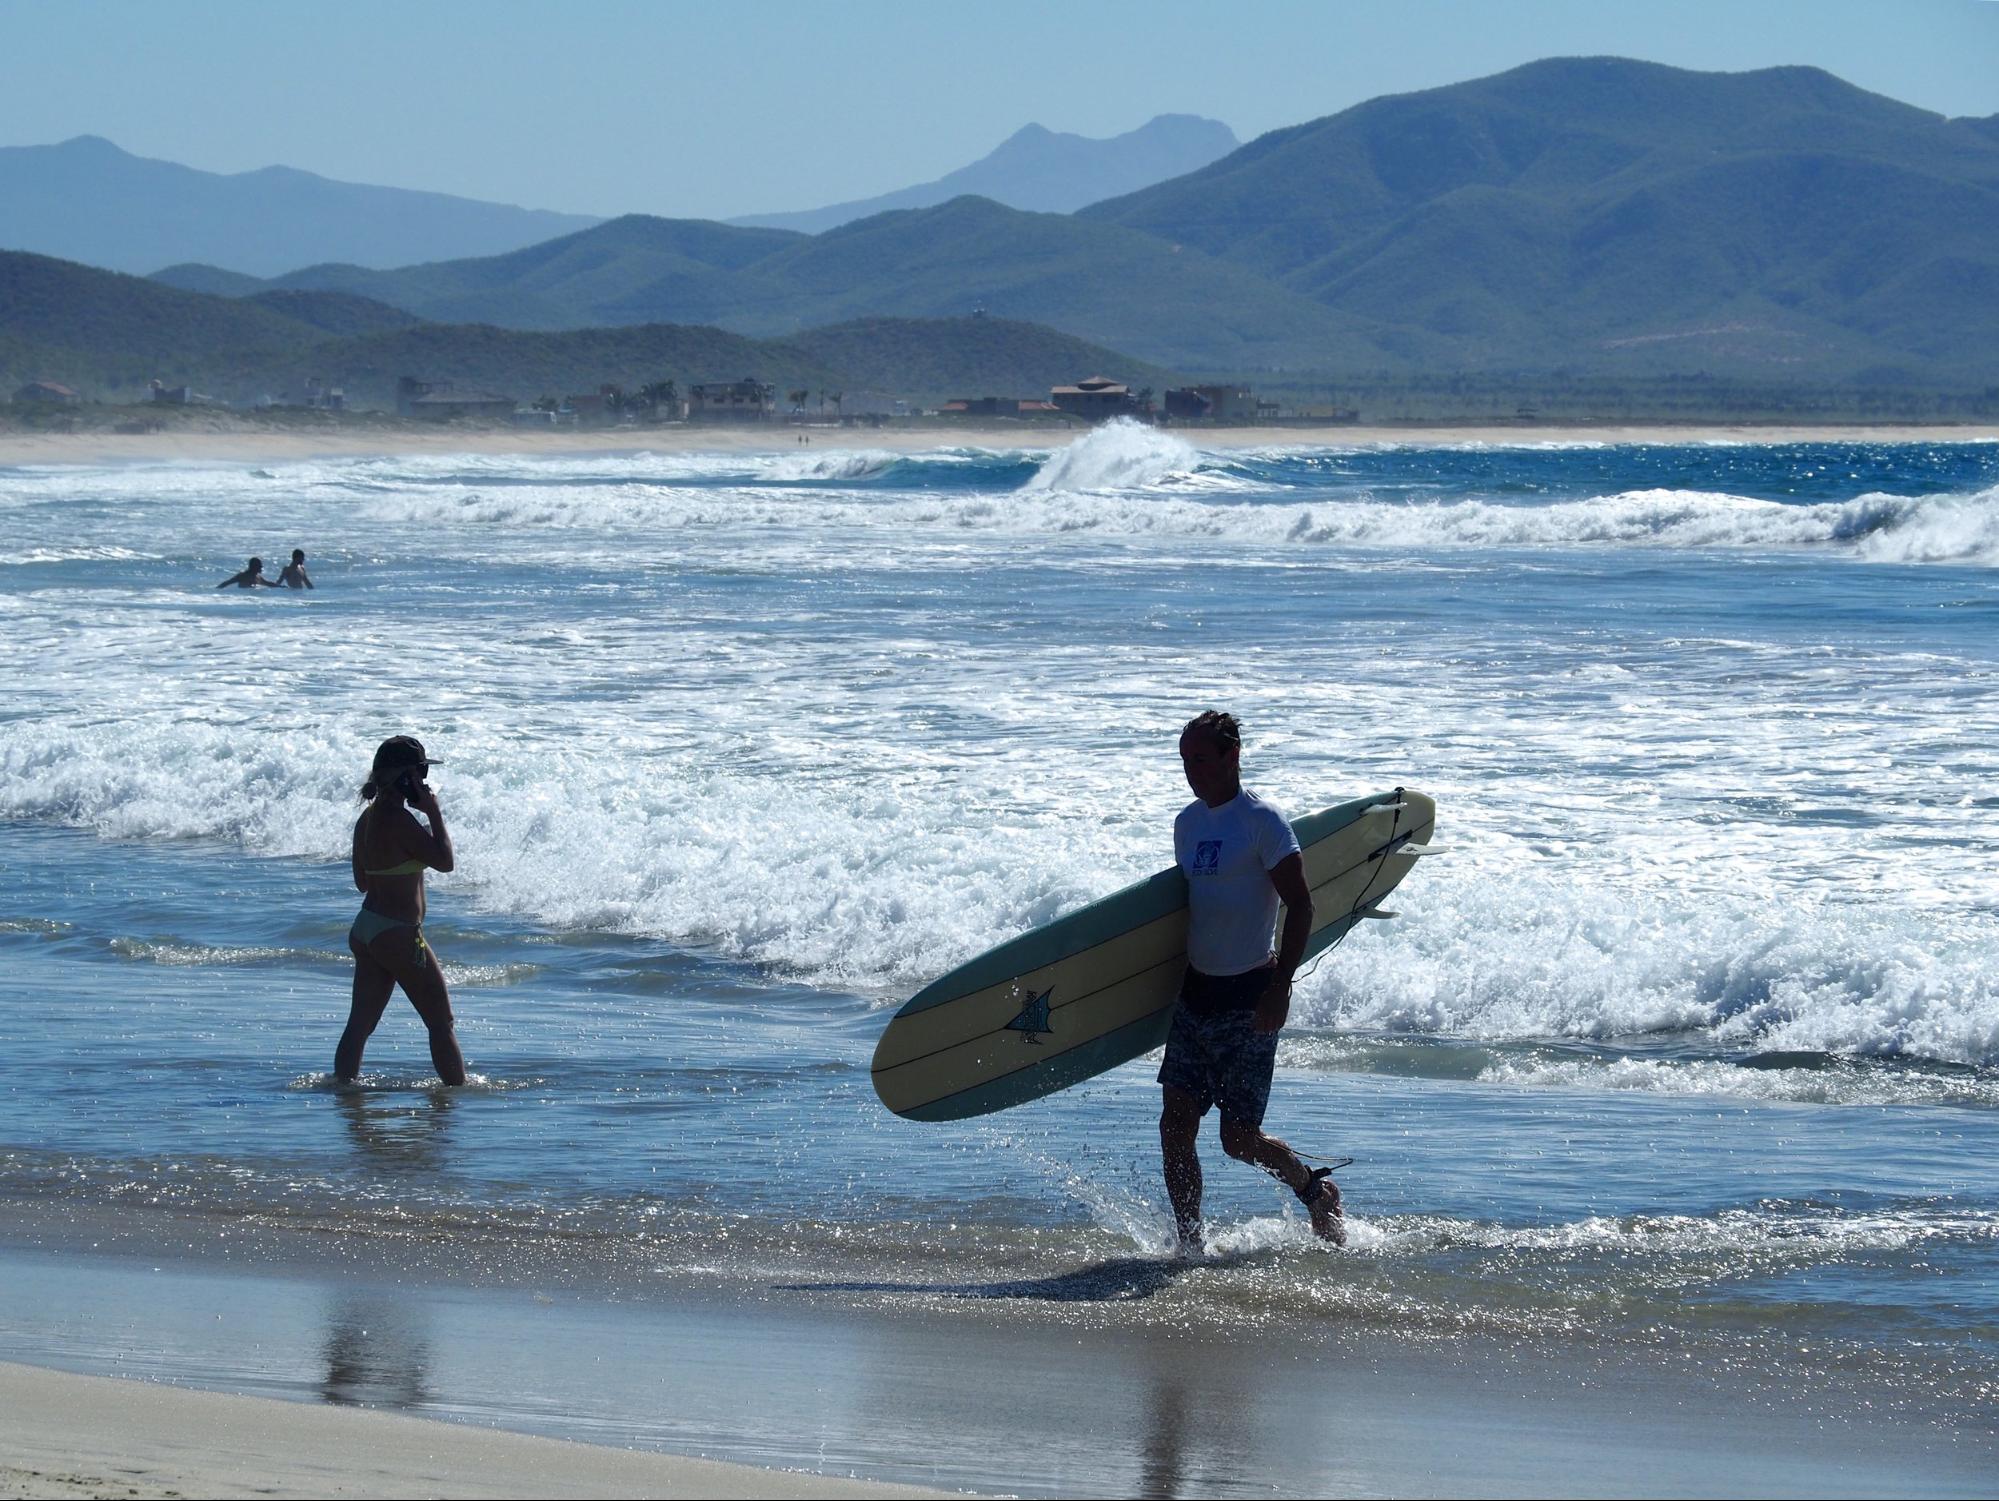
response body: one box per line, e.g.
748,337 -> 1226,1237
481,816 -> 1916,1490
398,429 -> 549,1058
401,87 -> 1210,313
872,788 -> 1436,1122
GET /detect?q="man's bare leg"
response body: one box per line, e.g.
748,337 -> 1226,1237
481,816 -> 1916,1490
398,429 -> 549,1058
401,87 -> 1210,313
1220,1119 -> 1345,1244
1160,1086 -> 1207,1248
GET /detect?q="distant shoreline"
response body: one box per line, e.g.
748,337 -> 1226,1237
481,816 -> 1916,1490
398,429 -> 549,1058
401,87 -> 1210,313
3,417 -> 1995,466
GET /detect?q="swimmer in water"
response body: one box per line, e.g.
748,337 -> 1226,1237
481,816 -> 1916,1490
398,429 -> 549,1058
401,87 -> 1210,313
277,549 -> 314,589
338,735 -> 468,1086
216,556 -> 279,589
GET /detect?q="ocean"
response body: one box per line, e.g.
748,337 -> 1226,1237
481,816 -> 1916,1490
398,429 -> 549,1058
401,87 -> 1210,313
2,424 -> 1996,1491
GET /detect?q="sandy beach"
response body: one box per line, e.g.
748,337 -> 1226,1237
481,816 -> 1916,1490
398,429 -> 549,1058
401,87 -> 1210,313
0,1360 -> 954,1499
1,419 -> 1994,467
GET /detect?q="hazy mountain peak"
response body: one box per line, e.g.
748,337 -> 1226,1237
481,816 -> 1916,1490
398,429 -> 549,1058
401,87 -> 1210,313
730,113 -> 1240,234
0,136 -> 603,276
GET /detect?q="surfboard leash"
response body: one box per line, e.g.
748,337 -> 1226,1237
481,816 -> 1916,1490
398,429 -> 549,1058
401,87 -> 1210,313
1298,1153 -> 1356,1173
1283,793 -> 1403,1190
1293,785 -> 1406,984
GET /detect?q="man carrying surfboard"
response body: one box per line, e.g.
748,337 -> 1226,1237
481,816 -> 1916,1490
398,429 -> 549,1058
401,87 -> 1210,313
1160,711 -> 1344,1247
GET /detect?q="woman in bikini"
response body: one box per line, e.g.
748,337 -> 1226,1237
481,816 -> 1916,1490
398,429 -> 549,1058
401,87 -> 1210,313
337,735 -> 468,1085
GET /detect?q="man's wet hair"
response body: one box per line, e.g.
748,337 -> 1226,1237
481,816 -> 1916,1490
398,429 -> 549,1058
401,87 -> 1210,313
1182,710 -> 1241,751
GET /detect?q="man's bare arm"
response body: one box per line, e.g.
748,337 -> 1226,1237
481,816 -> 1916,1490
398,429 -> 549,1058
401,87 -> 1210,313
1255,852 -> 1313,1034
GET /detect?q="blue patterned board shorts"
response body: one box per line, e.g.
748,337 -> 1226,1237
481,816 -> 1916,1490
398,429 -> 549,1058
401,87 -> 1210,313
1156,969 -> 1280,1128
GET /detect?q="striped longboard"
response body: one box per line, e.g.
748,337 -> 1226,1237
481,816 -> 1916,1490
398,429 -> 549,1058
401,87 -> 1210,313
871,789 -> 1436,1121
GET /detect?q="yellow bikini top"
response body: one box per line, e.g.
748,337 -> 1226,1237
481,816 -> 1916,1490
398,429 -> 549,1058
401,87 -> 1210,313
364,858 -> 428,877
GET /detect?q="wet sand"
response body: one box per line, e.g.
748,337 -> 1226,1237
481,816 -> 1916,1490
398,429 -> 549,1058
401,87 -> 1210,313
0,1361 -> 954,1499
0,1214 -> 1991,1500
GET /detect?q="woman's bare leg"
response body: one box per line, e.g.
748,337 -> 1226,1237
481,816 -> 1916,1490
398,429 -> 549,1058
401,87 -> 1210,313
360,926 -> 467,1085
338,934 -> 397,1081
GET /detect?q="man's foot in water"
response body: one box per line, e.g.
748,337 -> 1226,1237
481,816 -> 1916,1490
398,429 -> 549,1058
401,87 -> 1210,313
1304,1173 -> 1345,1246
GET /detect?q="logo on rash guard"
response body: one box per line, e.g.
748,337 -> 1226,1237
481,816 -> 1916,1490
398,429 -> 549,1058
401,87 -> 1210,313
1193,840 -> 1223,873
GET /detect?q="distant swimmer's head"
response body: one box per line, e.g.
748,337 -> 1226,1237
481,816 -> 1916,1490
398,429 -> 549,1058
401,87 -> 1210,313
1179,710 -> 1242,806
247,557 -> 263,573
362,734 -> 439,802
291,549 -> 306,564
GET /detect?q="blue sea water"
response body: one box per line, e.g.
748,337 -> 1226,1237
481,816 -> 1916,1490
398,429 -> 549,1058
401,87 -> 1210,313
2,425 -> 1997,1431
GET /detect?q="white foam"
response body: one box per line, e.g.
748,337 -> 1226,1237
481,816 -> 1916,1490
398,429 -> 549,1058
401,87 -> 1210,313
1474,1055 -> 1999,1108
3,449 -> 1996,1077
1362,1204 -> 1997,1259
1021,419 -> 1202,494
27,443 -> 1988,566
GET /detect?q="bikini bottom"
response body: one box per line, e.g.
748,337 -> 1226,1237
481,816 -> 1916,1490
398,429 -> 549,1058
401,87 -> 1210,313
351,907 -> 427,953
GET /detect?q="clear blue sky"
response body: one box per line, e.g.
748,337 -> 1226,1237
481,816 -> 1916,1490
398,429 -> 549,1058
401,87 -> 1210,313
2,0 -> 1993,220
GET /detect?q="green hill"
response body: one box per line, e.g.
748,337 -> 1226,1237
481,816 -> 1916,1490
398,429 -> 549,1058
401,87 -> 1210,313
787,316 -> 1175,395
230,322 -> 847,409
152,262 -> 269,297
243,289 -> 426,338
1,250 -> 1170,407
167,199 -> 1393,372
1081,57 -> 1999,378
0,251 -> 332,395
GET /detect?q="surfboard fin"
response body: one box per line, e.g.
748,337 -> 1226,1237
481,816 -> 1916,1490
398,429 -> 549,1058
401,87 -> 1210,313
1358,908 -> 1397,919
1383,842 -> 1446,857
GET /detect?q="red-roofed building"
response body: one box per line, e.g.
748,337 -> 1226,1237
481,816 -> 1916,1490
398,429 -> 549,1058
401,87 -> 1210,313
13,381 -> 81,405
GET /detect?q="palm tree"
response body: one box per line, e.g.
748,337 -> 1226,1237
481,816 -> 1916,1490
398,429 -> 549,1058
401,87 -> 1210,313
640,379 -> 680,420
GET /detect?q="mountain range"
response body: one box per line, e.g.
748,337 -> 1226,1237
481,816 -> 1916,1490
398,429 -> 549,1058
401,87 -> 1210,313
10,58 -> 1999,389
730,115 -> 1239,233
0,119 -> 1234,279
154,198 -> 1382,373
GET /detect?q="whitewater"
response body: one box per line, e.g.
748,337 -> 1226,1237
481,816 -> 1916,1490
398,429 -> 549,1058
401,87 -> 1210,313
2,426 -> 1998,1426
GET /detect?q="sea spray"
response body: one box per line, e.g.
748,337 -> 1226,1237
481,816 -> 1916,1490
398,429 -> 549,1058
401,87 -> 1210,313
1021,417 -> 1200,493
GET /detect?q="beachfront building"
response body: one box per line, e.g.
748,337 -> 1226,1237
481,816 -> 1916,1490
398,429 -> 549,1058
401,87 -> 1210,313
1050,376 -> 1136,422
940,396 -> 1066,420
150,380 -> 223,407
296,377 -> 345,411
688,378 -> 777,422
12,380 -> 81,405
1165,384 -> 1259,423
941,396 -> 1022,417
396,376 -> 515,422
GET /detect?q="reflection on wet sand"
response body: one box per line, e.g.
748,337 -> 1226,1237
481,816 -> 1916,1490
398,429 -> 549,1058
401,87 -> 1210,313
334,1087 -> 457,1175
320,1288 -> 434,1410
1138,1359 -> 1193,1499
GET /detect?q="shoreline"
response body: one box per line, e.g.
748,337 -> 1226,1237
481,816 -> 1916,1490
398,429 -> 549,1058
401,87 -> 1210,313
0,1215 -> 1992,1499
0,1360 -> 955,1500
2,418 -> 1995,466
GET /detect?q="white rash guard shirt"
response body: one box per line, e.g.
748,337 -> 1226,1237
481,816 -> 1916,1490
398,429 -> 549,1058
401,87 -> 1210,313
1174,789 -> 1300,977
